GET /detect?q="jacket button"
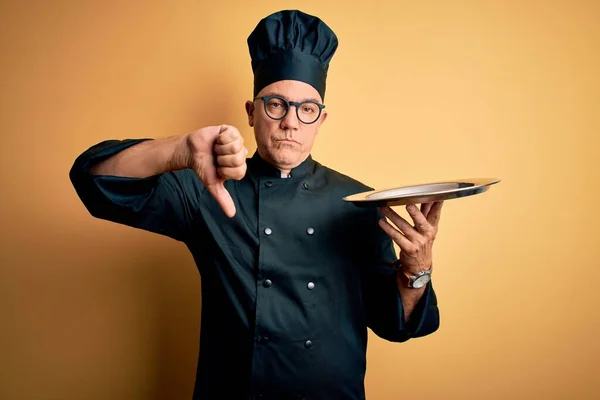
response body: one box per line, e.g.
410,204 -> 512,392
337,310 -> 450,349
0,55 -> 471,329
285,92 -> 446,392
259,336 -> 269,345
265,181 -> 273,187
264,227 -> 272,235
304,340 -> 313,349
307,282 -> 315,290
306,227 -> 314,235
263,279 -> 272,288
303,181 -> 310,189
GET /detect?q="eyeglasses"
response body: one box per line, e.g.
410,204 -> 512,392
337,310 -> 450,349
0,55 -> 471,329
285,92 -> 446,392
254,95 -> 325,124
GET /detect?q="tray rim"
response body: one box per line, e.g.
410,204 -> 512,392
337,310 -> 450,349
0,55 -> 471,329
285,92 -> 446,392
343,178 -> 501,204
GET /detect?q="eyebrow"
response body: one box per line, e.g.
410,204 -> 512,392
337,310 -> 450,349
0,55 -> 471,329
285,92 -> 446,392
262,92 -> 323,104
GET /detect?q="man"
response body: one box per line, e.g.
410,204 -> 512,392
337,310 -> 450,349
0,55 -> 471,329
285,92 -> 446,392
69,9 -> 443,400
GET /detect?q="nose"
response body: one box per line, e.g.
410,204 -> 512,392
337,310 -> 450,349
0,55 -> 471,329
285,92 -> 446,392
279,105 -> 300,131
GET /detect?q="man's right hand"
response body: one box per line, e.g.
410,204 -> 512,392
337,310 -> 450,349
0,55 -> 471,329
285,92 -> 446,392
184,125 -> 248,218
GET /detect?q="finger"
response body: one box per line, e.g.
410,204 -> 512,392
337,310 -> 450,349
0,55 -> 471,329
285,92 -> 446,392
379,206 -> 418,239
218,165 -> 247,181
406,204 -> 431,233
214,138 -> 245,155
206,182 -> 236,218
217,152 -> 247,168
378,218 -> 417,253
216,125 -> 241,145
427,201 -> 444,228
420,202 -> 434,219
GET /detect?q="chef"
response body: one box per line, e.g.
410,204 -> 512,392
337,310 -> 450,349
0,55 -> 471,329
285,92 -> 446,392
69,9 -> 443,400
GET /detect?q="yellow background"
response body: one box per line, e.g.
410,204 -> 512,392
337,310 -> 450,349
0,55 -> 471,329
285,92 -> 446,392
1,0 -> 598,399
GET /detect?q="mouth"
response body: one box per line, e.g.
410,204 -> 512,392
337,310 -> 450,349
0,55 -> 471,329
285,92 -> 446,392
275,139 -> 300,145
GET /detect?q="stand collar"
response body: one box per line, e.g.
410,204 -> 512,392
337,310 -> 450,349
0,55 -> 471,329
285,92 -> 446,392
247,150 -> 315,179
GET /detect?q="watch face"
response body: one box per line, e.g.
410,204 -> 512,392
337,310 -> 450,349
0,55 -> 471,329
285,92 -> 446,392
412,274 -> 431,289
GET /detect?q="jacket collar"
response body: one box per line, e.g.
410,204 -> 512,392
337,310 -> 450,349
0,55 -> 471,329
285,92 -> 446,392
247,150 -> 315,179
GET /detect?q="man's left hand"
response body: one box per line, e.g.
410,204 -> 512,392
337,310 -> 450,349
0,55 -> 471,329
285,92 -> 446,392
378,202 -> 444,274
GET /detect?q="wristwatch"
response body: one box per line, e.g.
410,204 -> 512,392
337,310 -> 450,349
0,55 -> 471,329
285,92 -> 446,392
393,260 -> 432,289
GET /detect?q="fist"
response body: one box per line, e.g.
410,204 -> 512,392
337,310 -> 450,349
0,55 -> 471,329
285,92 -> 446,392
186,125 -> 248,217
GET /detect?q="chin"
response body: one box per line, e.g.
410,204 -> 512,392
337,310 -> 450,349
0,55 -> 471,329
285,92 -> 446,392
269,147 -> 303,167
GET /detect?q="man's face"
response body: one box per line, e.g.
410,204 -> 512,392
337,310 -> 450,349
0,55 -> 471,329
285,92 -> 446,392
245,80 -> 328,171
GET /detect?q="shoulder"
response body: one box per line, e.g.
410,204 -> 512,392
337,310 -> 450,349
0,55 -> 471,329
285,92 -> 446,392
312,159 -> 374,195
310,159 -> 378,222
311,159 -> 385,237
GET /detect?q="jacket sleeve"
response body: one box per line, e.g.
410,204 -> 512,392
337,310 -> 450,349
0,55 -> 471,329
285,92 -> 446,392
68,138 -> 206,242
363,207 -> 440,342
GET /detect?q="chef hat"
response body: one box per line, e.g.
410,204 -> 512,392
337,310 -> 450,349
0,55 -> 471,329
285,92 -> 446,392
247,9 -> 338,101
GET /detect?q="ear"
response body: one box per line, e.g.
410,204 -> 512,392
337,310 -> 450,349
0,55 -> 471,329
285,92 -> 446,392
317,110 -> 328,132
245,101 -> 255,127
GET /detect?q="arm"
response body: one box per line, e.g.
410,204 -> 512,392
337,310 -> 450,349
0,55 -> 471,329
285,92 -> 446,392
69,137 -> 201,241
88,135 -> 189,178
366,202 -> 444,341
397,280 -> 427,322
69,125 -> 247,241
362,215 -> 440,342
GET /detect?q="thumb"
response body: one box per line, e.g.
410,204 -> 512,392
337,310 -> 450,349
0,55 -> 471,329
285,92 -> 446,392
206,181 -> 236,218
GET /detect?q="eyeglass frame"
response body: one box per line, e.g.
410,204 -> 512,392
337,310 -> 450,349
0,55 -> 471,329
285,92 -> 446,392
253,95 -> 326,125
